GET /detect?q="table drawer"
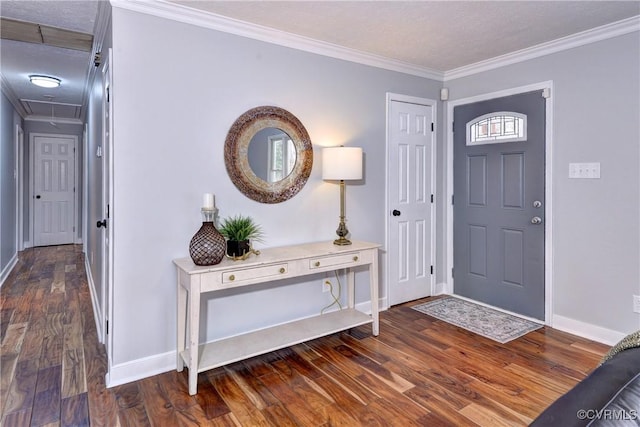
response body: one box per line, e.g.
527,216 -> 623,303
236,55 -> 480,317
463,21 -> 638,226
222,263 -> 289,284
309,252 -> 361,270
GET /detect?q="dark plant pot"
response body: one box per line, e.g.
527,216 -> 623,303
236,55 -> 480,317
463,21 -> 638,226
226,239 -> 250,257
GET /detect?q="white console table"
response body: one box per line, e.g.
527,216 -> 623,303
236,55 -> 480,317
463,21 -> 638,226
173,240 -> 380,395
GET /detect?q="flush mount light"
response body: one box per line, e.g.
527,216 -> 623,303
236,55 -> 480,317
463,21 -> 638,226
29,75 -> 61,88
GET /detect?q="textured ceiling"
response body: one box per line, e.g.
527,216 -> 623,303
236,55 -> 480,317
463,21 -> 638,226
0,0 -> 100,123
167,1 -> 640,71
1,1 -> 639,123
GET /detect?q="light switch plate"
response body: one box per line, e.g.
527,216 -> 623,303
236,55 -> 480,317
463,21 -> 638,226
569,162 -> 600,179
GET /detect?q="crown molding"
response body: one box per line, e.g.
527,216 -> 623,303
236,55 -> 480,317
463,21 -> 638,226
111,1 -> 639,83
444,15 -> 640,81
110,0 -> 445,81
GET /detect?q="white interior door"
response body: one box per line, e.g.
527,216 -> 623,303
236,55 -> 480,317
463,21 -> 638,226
33,134 -> 76,246
387,97 -> 435,306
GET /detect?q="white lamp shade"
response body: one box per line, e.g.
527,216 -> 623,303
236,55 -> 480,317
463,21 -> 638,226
322,147 -> 363,180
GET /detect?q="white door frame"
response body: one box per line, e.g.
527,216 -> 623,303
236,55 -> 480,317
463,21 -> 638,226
385,92 -> 437,308
16,124 -> 24,251
445,81 -> 554,325
29,132 -> 79,248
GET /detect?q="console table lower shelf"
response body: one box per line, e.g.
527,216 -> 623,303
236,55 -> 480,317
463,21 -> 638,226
179,308 -> 372,373
174,240 -> 380,395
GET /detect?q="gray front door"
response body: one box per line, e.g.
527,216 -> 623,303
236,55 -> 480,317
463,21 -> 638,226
453,91 -> 545,319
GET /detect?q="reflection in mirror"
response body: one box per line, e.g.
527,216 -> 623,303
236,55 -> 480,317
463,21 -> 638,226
247,128 -> 297,183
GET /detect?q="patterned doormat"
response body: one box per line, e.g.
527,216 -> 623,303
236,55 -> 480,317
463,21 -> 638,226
412,297 -> 542,343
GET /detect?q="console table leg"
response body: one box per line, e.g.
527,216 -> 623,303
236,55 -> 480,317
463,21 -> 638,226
370,255 -> 379,336
347,269 -> 355,309
188,278 -> 201,395
177,276 -> 187,372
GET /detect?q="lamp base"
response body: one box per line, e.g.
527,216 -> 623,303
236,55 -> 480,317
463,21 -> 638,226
333,236 -> 352,246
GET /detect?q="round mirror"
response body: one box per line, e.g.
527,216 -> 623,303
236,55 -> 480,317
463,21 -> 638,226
224,106 -> 313,203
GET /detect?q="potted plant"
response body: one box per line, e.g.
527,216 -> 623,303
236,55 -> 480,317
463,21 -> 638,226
218,215 -> 264,258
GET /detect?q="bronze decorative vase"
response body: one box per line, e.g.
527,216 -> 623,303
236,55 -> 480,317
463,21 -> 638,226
189,208 -> 226,266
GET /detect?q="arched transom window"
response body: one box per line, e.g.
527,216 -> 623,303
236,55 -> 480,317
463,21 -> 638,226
466,112 -> 527,145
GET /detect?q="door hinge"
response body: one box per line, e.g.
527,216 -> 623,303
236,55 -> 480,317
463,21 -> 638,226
106,320 -> 109,335
451,268 -> 454,278
107,86 -> 110,103
452,121 -> 455,132
73,226 -> 75,232
451,195 -> 454,205
431,123 -> 434,132
430,194 -> 434,203
107,204 -> 110,218
430,265 -> 434,275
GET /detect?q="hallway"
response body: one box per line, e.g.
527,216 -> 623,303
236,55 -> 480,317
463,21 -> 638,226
0,245 -> 118,426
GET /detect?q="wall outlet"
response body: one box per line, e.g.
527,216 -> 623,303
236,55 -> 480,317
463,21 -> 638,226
633,295 -> 640,313
323,280 -> 331,293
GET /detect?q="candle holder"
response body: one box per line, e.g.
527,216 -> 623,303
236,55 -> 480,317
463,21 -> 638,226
189,208 -> 226,266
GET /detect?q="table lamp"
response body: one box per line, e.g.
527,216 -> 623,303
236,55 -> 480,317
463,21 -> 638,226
322,146 -> 363,245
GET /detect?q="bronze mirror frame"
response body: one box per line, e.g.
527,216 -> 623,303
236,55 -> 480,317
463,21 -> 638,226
224,106 -> 313,204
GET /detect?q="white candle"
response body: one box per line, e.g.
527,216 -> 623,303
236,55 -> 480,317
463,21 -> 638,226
203,193 -> 214,209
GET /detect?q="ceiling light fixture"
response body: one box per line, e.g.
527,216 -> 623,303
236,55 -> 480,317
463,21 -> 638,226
29,75 -> 61,88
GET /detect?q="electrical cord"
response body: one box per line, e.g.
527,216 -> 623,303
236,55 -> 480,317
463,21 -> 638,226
321,270 -> 343,314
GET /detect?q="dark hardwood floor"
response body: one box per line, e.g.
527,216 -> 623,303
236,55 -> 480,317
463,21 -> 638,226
1,245 -> 610,426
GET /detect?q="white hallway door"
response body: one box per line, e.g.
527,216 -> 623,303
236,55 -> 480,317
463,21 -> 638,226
388,98 -> 435,306
33,134 -> 76,247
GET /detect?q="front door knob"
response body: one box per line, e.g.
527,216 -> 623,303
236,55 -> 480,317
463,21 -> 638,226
531,216 -> 542,225
392,209 -> 401,216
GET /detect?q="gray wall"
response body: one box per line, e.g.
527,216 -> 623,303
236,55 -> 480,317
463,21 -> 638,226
109,7 -> 441,368
105,6 -> 638,382
445,32 -> 640,335
0,92 -> 20,278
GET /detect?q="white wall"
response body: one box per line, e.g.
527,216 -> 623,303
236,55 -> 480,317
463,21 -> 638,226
109,7 -> 441,377
445,32 -> 640,340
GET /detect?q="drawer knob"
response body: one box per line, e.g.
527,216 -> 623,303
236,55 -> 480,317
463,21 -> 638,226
279,267 -> 285,274
353,256 -> 359,262
315,261 -> 321,267
229,274 -> 235,281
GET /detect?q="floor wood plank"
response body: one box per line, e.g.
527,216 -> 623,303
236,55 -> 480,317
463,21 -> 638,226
1,245 -> 610,426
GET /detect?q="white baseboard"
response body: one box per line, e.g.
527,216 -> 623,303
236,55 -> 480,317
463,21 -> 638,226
104,298 -> 387,388
0,254 -> 18,289
84,257 -> 104,344
552,314 -> 626,346
433,282 -> 447,295
106,351 -> 176,388
356,297 -> 388,313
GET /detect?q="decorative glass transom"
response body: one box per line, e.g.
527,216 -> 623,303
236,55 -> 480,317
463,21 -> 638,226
466,112 -> 527,145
